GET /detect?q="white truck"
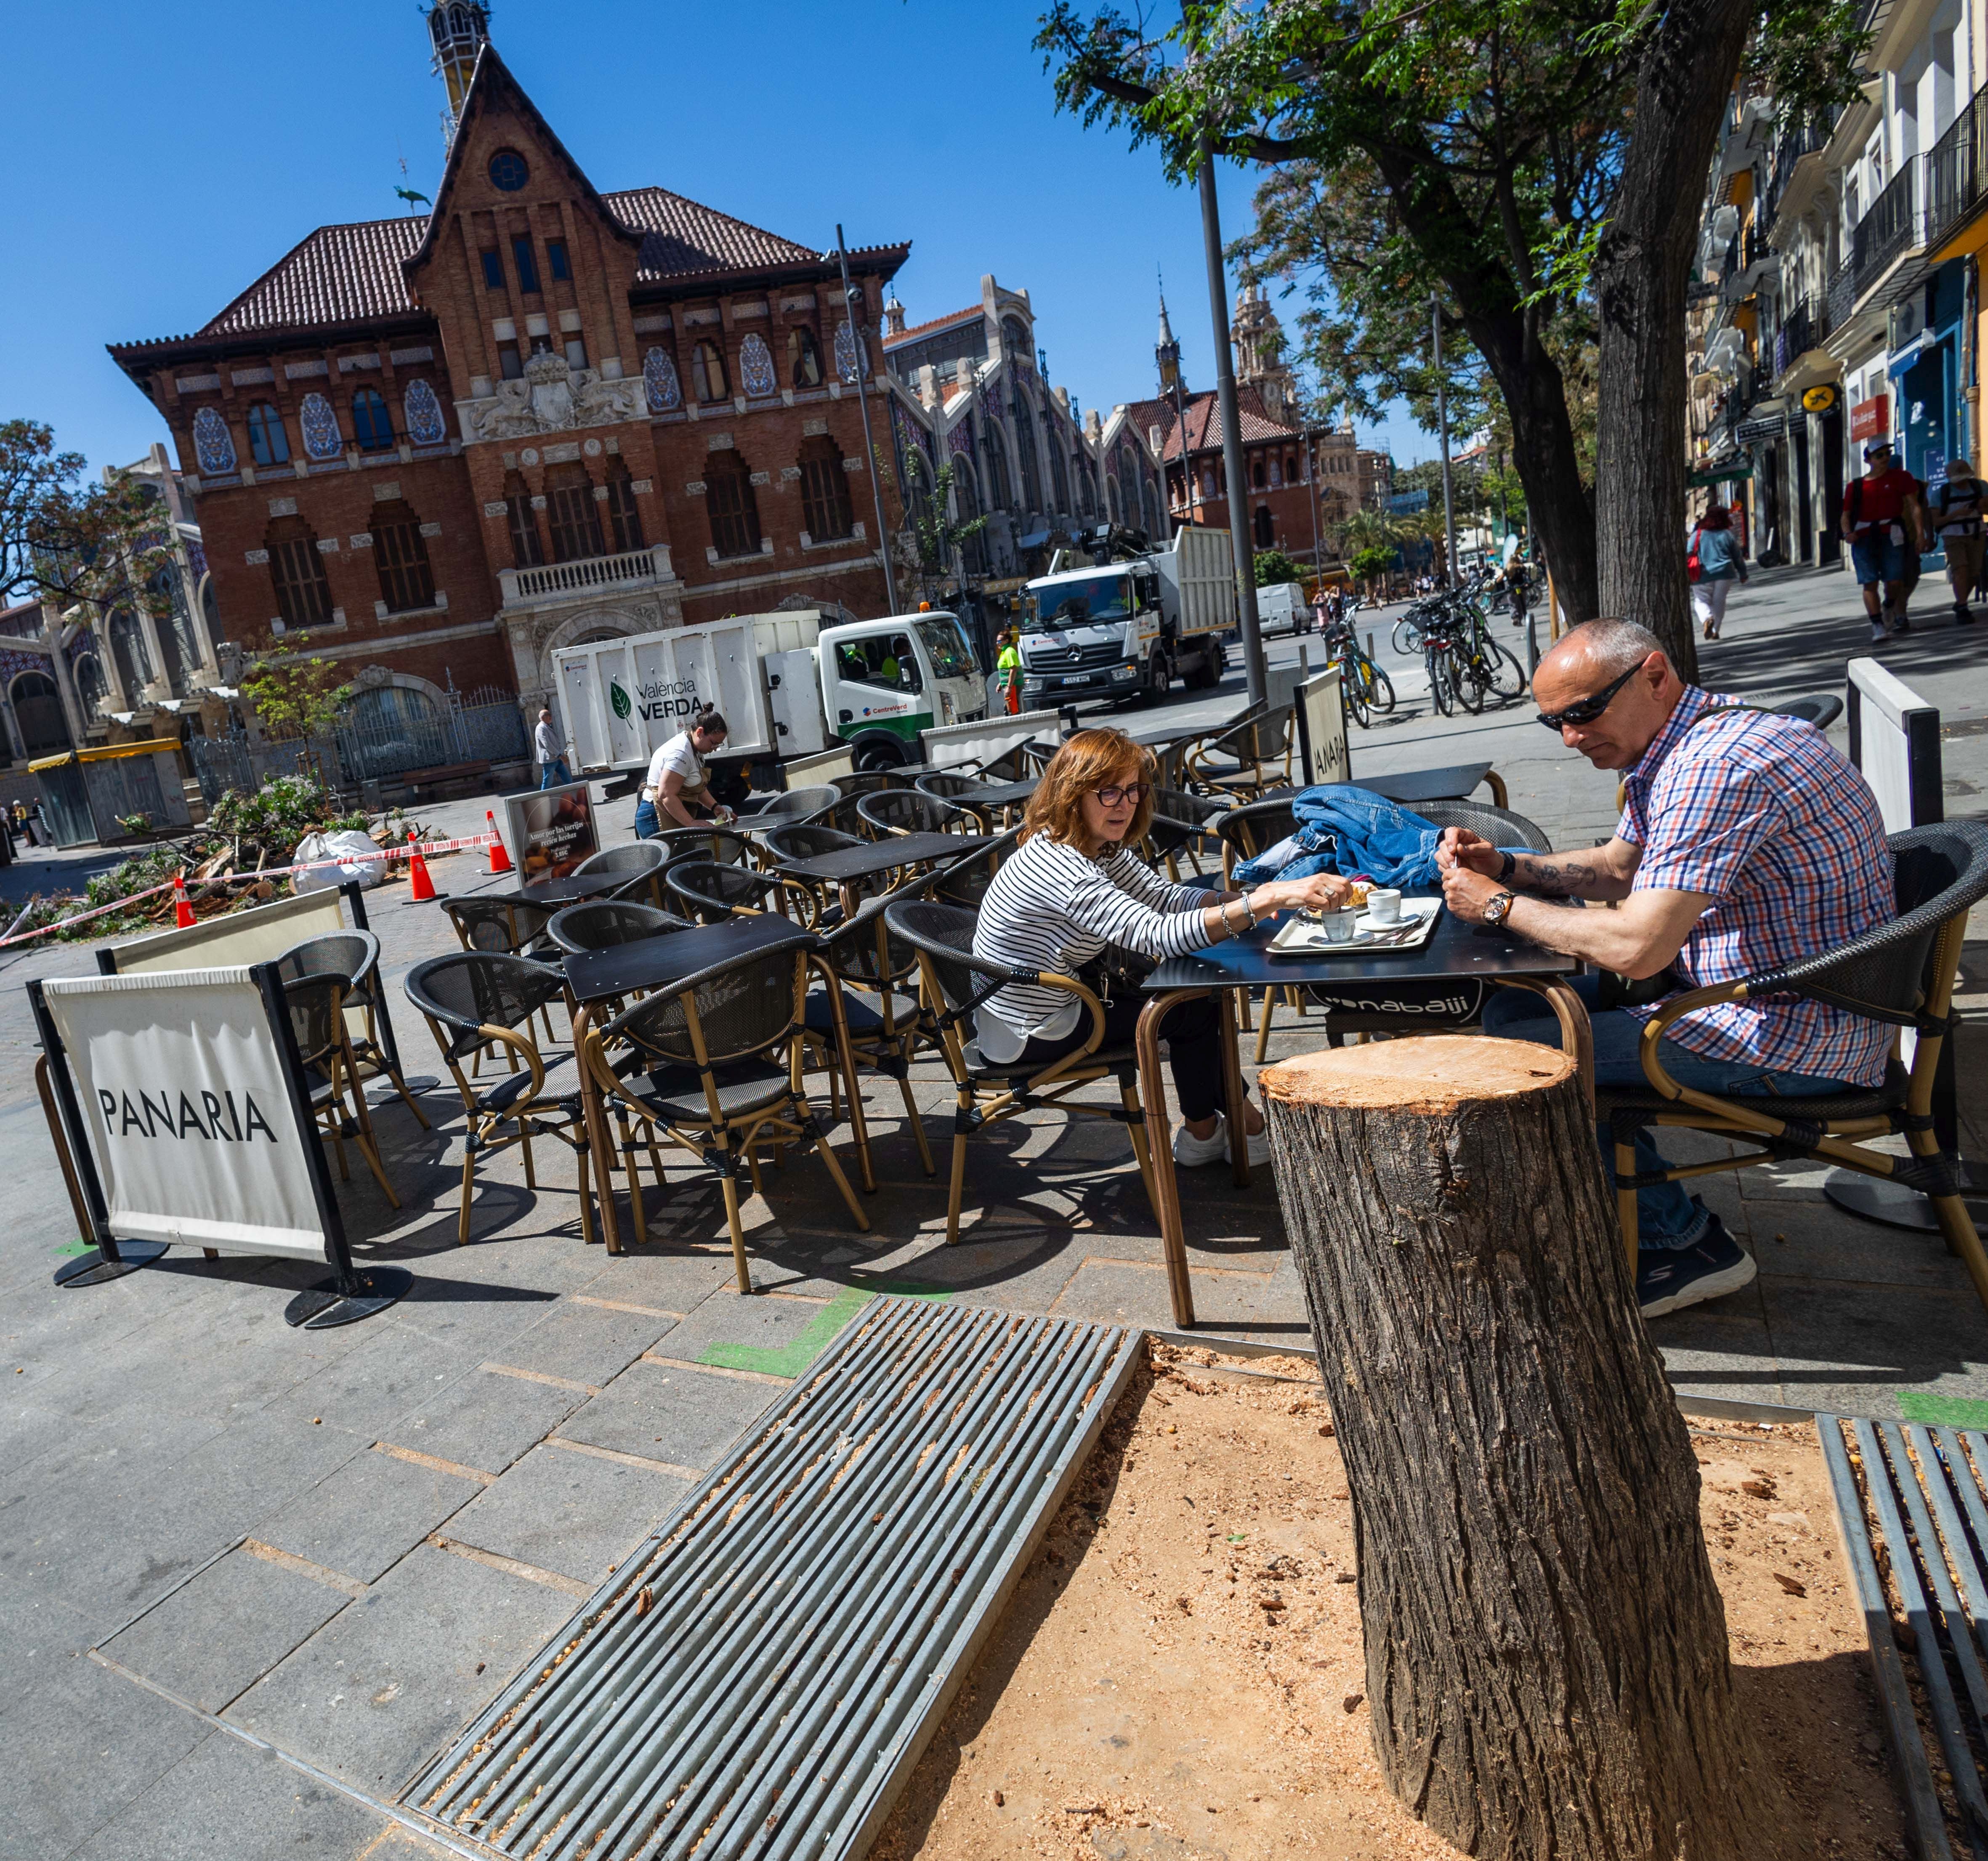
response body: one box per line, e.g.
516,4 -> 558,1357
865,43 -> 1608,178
1015,524 -> 1233,709
551,608 -> 985,779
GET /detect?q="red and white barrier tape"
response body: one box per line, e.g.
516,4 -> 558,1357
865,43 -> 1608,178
0,832 -> 499,950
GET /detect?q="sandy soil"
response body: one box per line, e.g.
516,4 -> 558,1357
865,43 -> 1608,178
872,1345 -> 1908,1861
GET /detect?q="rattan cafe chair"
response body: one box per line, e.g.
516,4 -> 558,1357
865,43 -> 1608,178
579,932 -> 870,1290
830,769 -> 915,799
1185,704 -> 1290,800
276,929 -> 430,1130
404,952 -> 597,1247
883,899 -> 1159,1246
856,790 -> 979,839
1593,821 -> 1988,1303
546,899 -> 691,955
573,840 -> 669,909
283,973 -> 400,1208
438,896 -> 561,1055
664,859 -> 817,928
652,824 -> 755,870
738,785 -> 841,835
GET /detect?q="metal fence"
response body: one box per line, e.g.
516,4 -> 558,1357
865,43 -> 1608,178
188,686 -> 531,805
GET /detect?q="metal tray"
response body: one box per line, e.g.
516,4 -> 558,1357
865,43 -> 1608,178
1266,896 -> 1442,957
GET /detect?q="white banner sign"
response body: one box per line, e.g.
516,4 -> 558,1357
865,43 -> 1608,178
42,968 -> 332,1262
1297,665 -> 1350,787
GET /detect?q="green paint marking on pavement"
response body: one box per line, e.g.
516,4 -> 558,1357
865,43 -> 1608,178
1898,1392 -> 1988,1429
701,1284 -> 872,1379
55,1239 -> 92,1257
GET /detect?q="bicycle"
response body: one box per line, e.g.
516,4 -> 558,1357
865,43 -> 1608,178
1324,624 -> 1396,727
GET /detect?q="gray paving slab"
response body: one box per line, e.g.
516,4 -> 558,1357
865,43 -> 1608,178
1043,1256 -> 1308,1343
64,1729 -> 392,1861
485,1296 -> 676,1389
1759,1277 -> 1988,1420
101,1548 -> 350,1715
568,1246 -> 738,1314
1752,1198 -> 1982,1292
226,1543 -> 574,1794
446,1443 -> 692,1586
251,1450 -> 484,1587
554,1359 -> 779,1470
373,1364 -> 587,1477
257,1327 -> 484,1441
651,1285 -> 856,1370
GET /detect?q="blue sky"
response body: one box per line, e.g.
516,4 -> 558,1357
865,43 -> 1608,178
3,0 -> 1434,481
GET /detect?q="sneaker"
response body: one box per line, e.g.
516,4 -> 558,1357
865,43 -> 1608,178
1957,603 -> 1975,626
1636,1217 -> 1757,1318
1892,613 -> 1913,634
1869,622 -> 1890,644
1172,1110 -> 1271,1168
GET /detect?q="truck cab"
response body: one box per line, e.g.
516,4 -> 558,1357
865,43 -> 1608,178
817,615 -> 984,768
1017,565 -> 1165,707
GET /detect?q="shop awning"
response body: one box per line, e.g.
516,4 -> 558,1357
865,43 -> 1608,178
1689,463 -> 1754,486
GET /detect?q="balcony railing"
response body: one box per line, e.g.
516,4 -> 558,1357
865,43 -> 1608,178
1762,116 -> 1828,227
1927,85 -> 1988,247
1853,161 -> 1920,290
1827,257 -> 1857,330
499,542 -> 675,608
1773,294 -> 1834,376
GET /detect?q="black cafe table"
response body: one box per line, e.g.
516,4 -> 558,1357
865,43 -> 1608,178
1359,761 -> 1509,810
484,869 -> 626,908
776,831 -> 991,889
1138,905 -> 1586,1326
961,777 -> 1038,817
563,913 -> 819,1255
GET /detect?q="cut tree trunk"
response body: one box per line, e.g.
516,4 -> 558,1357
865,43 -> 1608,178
1593,0 -> 1753,685
1261,1037 -> 1775,1861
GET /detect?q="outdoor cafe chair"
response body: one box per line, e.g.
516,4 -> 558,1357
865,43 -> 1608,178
404,952 -> 597,1247
579,931 -> 870,1290
439,896 -> 561,1052
856,790 -> 978,839
276,929 -> 431,1130
282,972 -> 400,1209
653,824 -> 755,870
1595,819 -> 1988,1303
760,823 -> 866,924
573,840 -> 669,908
1215,795 -> 1300,888
830,770 -> 916,799
921,825 -> 1017,912
1185,705 -> 1292,801
1143,785 -> 1226,884
914,771 -> 997,828
738,785 -> 840,834
664,859 -> 816,928
546,899 -> 690,956
802,792 -> 874,838
884,899 -> 1159,1246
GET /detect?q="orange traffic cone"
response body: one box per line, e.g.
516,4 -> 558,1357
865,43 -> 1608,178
485,810 -> 513,875
172,871 -> 197,928
407,828 -> 437,902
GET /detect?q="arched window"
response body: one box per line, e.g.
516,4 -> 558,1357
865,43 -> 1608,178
1047,426 -> 1069,513
11,672 -> 68,755
1002,316 -> 1031,364
798,437 -> 853,540
109,608 -> 153,696
148,565 -> 195,694
691,341 -> 729,402
372,500 -> 436,611
1106,475 -> 1122,524
951,460 -> 989,576
245,403 -> 289,467
74,652 -> 107,718
1013,407 -> 1042,514
1253,505 -> 1275,547
351,389 -> 393,452
265,516 -> 335,630
1286,452 -> 1300,484
604,460 -> 645,553
1141,474 -> 1161,539
787,327 -> 822,388
1251,455 -> 1266,489
505,470 -> 545,567
704,452 -> 761,558
981,425 -> 1012,510
545,464 -> 605,563
1075,456 -> 1094,518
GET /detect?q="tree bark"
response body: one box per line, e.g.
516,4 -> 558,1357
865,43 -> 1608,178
1261,1037 -> 1775,1861
1593,0 -> 1754,683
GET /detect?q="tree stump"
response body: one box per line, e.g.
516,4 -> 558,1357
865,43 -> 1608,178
1260,1036 -> 1771,1861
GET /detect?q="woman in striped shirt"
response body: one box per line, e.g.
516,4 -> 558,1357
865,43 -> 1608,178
974,728 -> 1348,1166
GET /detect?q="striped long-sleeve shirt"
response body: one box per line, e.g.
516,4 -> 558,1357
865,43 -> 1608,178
971,833 -> 1216,1059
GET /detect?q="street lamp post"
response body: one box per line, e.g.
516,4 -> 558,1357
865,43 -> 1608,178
1431,292 -> 1459,588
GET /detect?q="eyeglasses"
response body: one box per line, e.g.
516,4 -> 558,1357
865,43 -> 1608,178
1534,662 -> 1643,731
1092,782 -> 1147,807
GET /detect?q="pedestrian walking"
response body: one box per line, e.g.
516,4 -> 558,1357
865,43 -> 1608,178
1842,438 -> 1927,643
534,706 -> 571,789
996,628 -> 1023,716
1930,457 -> 1985,625
1686,503 -> 1748,640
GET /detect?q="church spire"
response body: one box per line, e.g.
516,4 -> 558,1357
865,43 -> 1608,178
1156,271 -> 1183,395
426,2 -> 490,144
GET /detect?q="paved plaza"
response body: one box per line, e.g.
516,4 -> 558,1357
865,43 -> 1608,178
3,563 -> 1986,1858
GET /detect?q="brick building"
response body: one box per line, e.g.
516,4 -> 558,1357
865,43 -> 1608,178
108,17 -> 908,744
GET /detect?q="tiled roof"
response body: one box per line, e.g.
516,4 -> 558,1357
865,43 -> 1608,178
1125,387 -> 1299,461
884,305 -> 982,347
608,186 -> 824,282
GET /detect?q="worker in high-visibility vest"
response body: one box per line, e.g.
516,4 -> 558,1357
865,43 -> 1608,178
996,628 -> 1023,715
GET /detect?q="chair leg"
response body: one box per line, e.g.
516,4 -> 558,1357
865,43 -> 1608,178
946,1125 -> 970,1245
744,1143 -> 766,1199
388,1066 -> 431,1130
622,1129 -> 649,1247
896,1065 -> 934,1178
1254,988 -> 1277,1064
719,1169 -> 752,1294
1121,1078 -> 1160,1221
330,1127 -> 350,1181
809,1111 -> 872,1234
574,1137 -> 596,1249
520,1126 -> 537,1189
1614,1139 -> 1639,1279
458,1142 -> 478,1246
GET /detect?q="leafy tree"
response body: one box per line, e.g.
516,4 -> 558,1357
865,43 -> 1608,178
239,633 -> 352,741
1034,0 -> 1866,676
1349,543 -> 1398,591
1253,548 -> 1305,587
892,449 -> 991,606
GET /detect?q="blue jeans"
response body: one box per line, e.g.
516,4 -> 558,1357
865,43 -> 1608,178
540,758 -> 571,790
633,797 -> 660,839
1481,974 -> 1854,1251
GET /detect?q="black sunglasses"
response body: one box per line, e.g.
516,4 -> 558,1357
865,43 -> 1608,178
1535,662 -> 1643,731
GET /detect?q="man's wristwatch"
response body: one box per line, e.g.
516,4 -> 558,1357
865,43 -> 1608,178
1483,888 -> 1519,926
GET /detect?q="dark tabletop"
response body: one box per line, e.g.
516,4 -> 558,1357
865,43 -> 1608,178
563,912 -> 816,1005
1357,763 -> 1494,807
1129,711 -> 1246,750
1144,902 -> 1578,992
779,831 -> 992,885
965,777 -> 1038,809
486,869 -> 626,907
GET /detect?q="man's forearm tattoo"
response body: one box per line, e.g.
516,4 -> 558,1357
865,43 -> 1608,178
1514,854 -> 1601,896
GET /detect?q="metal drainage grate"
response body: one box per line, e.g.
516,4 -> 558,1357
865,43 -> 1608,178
406,1296 -> 1140,1861
1821,1414 -> 1988,1861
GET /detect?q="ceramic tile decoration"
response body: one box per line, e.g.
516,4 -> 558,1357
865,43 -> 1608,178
643,346 -> 682,412
404,378 -> 447,446
739,333 -> 776,398
299,391 -> 342,460
835,320 -> 861,384
191,407 -> 236,475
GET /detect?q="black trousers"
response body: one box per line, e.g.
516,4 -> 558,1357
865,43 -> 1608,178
1010,994 -> 1227,1122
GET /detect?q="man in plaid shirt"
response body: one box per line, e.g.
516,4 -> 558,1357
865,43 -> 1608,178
1438,618 -> 1892,1318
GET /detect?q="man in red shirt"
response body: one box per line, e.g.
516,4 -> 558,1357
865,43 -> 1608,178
1841,437 -> 1926,643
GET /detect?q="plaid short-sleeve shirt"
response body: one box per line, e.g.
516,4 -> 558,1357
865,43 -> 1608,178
1617,686 -> 1893,1085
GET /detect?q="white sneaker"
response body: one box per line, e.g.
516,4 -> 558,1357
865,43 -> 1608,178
1172,1111 -> 1272,1168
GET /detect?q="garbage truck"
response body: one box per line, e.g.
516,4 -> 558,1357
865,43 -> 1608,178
1015,524 -> 1234,709
550,608 -> 985,779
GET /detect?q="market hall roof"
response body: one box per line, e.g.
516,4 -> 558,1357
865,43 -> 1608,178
1124,386 -> 1300,460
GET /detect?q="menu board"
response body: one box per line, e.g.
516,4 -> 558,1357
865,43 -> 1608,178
502,781 -> 600,887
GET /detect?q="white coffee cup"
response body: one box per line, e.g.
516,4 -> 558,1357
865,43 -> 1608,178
1365,888 -> 1403,925
1318,906 -> 1358,944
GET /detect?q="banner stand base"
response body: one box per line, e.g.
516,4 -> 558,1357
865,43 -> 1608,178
1823,1161 -> 1988,1233
55,1241 -> 168,1288
284,1265 -> 412,1330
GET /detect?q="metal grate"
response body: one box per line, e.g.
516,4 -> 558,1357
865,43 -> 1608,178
405,1296 -> 1140,1861
1821,1414 -> 1988,1861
